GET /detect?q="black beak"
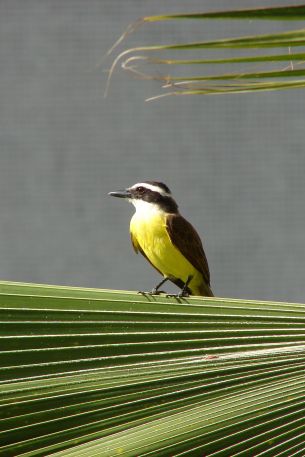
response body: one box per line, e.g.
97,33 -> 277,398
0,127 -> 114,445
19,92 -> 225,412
108,189 -> 132,199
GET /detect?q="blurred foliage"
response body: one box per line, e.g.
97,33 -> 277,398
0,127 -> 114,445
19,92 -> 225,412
107,5 -> 305,100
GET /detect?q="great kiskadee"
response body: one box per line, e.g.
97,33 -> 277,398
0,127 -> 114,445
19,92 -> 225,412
109,181 -> 213,297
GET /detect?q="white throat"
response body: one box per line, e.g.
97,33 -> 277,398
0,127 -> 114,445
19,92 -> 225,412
130,199 -> 163,217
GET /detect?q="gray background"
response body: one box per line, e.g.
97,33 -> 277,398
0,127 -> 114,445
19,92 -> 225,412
1,0 -> 305,302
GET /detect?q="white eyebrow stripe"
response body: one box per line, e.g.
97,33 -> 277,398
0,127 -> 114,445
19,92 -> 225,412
130,182 -> 171,197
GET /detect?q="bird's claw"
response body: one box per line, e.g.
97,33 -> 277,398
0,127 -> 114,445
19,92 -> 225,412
150,288 -> 166,295
166,291 -> 189,299
137,290 -> 165,296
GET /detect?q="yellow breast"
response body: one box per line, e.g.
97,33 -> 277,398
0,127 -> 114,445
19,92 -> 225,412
130,206 -> 202,290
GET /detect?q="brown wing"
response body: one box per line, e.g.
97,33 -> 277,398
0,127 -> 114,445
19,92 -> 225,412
166,214 -> 211,286
130,232 -> 163,275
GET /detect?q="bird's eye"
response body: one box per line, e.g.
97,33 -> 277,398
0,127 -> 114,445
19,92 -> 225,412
136,186 -> 145,194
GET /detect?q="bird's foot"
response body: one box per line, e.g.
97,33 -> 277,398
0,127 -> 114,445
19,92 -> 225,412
137,290 -> 148,296
166,291 -> 189,299
137,278 -> 169,296
166,276 -> 192,299
178,290 -> 190,298
137,289 -> 166,296
150,288 -> 166,295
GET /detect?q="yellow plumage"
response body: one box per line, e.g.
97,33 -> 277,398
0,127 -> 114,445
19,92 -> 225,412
109,181 -> 213,297
130,205 -> 206,296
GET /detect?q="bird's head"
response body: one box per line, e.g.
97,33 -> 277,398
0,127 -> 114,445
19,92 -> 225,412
109,181 -> 178,214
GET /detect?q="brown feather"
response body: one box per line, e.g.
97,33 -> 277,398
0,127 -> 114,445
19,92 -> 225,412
166,214 -> 211,287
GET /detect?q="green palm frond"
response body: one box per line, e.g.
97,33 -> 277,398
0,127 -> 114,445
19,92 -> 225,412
107,5 -> 305,99
1,281 -> 305,456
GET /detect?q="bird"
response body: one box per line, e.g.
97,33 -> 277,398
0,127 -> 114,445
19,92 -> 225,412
109,181 -> 213,297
